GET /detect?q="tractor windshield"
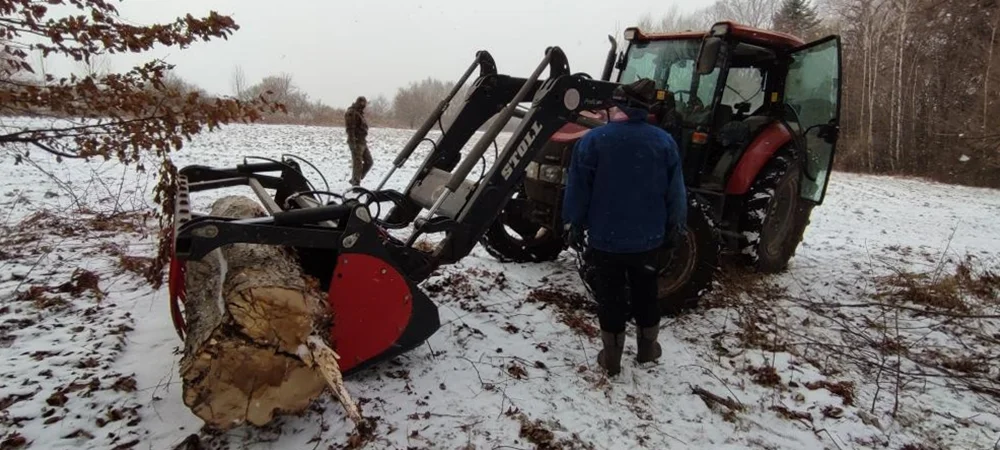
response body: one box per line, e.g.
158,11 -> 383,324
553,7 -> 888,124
618,39 -> 721,125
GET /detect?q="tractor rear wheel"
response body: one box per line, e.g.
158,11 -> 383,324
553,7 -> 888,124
480,184 -> 565,263
656,196 -> 719,316
741,149 -> 813,273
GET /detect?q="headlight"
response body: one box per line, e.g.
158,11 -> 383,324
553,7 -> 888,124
525,162 -> 566,184
539,164 -> 566,184
526,161 -> 540,179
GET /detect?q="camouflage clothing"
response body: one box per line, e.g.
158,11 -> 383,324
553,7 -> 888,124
345,96 -> 372,185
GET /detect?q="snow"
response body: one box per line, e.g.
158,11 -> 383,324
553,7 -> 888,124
1,121 -> 999,449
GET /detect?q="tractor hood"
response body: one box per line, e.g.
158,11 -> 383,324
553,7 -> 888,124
550,107 -> 657,143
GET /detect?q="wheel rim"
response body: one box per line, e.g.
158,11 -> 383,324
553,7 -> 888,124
761,175 -> 797,258
657,226 -> 698,297
495,194 -> 559,250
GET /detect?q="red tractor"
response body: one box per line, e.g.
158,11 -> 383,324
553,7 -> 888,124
168,22 -> 841,374
480,21 -> 842,314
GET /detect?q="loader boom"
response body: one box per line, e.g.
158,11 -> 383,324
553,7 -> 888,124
168,46 -> 623,375
379,46 -> 618,278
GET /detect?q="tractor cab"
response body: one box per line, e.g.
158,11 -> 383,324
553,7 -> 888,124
611,22 -> 841,207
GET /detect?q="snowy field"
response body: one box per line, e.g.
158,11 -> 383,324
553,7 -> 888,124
1,121 -> 999,450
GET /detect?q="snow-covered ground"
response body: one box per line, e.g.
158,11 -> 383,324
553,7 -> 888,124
1,122 -> 998,450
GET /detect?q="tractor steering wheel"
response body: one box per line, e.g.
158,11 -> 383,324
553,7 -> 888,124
671,89 -> 705,113
672,89 -> 693,104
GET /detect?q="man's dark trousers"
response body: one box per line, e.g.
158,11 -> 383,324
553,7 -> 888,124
585,247 -> 661,334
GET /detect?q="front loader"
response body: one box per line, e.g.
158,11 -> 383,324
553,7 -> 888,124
168,47 -> 623,374
481,22 -> 843,315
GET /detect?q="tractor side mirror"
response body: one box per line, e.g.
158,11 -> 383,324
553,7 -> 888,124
696,37 -> 723,75
817,122 -> 839,144
615,51 -> 627,71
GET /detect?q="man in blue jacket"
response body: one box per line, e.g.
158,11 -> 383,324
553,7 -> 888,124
562,78 -> 687,377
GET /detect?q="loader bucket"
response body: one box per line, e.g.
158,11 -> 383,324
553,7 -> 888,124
167,156 -> 441,375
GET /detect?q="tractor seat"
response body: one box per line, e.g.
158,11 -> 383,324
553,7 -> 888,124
742,115 -> 773,135
712,104 -> 734,132
716,121 -> 751,148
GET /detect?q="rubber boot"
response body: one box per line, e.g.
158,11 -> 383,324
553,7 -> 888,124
636,326 -> 662,363
597,331 -> 626,376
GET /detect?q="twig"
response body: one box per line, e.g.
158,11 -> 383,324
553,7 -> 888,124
1,188 -> 25,228
690,385 -> 744,412
813,428 -> 845,450
302,335 -> 363,425
18,153 -> 83,209
681,365 -> 744,408
459,356 -> 486,387
932,225 -> 959,283
893,305 -> 903,417
787,296 -> 1000,319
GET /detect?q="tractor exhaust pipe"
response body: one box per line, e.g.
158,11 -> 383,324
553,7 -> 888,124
374,51 -> 497,191
411,48 -> 560,237
600,35 -> 617,81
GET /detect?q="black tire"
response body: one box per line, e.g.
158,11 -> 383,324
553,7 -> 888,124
480,185 -> 564,263
655,196 -> 719,316
575,196 -> 719,318
740,148 -> 813,273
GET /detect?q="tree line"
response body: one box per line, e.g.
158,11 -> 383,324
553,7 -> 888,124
149,67 -> 513,131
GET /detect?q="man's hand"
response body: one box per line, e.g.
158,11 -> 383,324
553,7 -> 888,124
564,225 -> 586,251
666,224 -> 686,249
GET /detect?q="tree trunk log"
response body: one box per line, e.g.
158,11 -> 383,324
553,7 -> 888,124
178,195 -> 357,430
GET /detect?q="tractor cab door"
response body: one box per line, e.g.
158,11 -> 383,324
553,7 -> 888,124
782,36 -> 841,204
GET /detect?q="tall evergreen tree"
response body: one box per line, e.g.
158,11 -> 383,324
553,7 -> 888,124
771,0 -> 822,37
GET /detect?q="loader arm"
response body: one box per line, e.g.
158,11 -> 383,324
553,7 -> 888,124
383,47 -> 619,280
429,74 -> 619,266
167,47 -> 621,376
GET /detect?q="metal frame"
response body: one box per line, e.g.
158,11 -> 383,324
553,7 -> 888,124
169,47 -> 626,372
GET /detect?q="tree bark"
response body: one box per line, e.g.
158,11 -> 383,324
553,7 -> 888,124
178,195 -> 358,430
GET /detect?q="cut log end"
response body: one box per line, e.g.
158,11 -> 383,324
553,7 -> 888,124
178,195 -> 357,430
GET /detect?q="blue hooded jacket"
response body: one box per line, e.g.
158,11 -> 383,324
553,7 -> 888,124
562,106 -> 687,254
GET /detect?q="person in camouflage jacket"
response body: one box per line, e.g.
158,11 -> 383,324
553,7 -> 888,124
345,96 -> 373,186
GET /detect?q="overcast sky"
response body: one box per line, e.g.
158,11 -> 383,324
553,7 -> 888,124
47,0 -> 715,107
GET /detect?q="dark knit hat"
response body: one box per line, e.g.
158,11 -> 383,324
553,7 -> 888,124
612,78 -> 657,108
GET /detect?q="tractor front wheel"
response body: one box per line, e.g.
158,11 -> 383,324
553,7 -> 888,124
480,185 -> 565,263
656,196 -> 719,316
741,149 -> 813,273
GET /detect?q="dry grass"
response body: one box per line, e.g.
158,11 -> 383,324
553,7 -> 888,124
512,411 -> 596,450
99,243 -> 155,278
525,287 -> 599,338
875,256 -> 999,313
702,264 -> 791,352
745,365 -> 782,387
803,380 -> 856,406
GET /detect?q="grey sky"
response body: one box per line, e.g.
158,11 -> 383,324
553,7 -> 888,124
50,0 -> 714,108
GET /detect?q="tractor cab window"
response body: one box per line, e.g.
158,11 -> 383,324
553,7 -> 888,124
619,39 -> 721,126
719,43 -> 776,119
720,68 -> 765,117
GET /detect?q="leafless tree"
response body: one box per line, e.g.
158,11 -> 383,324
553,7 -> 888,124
231,65 -> 248,100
